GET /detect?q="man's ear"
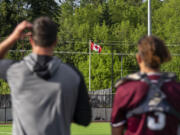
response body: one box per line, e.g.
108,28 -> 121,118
29,37 -> 34,47
136,53 -> 142,64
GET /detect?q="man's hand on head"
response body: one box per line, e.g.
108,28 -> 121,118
10,21 -> 32,41
0,20 -> 32,59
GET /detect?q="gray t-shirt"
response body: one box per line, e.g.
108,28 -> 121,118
0,53 -> 91,135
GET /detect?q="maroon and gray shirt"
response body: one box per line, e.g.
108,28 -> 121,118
111,72 -> 180,135
0,53 -> 91,135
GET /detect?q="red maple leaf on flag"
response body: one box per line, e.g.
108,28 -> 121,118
91,42 -> 102,53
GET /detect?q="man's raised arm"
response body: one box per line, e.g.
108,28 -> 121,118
0,21 -> 32,59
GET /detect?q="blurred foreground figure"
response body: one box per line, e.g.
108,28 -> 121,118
111,36 -> 180,135
0,16 -> 91,135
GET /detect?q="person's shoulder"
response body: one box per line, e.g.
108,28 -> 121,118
0,59 -> 18,80
115,72 -> 148,95
114,73 -> 148,109
2,59 -> 20,72
115,72 -> 145,88
61,63 -> 84,79
0,59 -> 18,66
7,59 -> 25,70
116,80 -> 147,94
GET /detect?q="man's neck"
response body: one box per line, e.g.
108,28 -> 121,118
32,46 -> 53,56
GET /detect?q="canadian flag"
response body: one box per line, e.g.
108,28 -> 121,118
91,42 -> 102,53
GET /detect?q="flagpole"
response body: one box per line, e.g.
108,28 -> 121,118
89,40 -> 91,91
148,0 -> 152,36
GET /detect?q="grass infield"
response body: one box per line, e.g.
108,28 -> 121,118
0,122 -> 111,135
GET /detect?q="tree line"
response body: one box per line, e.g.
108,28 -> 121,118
0,0 -> 180,93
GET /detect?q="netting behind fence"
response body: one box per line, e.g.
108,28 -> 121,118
0,43 -> 180,123
2,45 -> 180,92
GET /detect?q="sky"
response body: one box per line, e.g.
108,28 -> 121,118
55,0 -> 60,4
143,0 -> 164,2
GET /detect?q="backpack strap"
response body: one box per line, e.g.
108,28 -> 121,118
125,72 -> 178,119
142,72 -> 176,88
115,72 -> 176,89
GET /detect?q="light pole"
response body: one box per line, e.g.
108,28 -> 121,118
148,0 -> 152,36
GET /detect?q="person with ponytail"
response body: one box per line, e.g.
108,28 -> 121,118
111,35 -> 180,135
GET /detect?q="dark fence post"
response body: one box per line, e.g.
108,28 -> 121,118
5,95 -> 7,124
111,45 -> 114,90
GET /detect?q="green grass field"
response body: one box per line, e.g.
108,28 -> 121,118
0,122 -> 111,135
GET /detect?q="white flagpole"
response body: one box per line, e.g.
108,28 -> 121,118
89,40 -> 91,91
148,0 -> 152,36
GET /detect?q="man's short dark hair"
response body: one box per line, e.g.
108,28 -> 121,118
32,17 -> 58,47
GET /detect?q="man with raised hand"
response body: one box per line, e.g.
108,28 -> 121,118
0,17 -> 91,135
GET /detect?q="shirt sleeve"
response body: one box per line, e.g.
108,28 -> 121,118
72,69 -> 92,126
111,85 -> 128,127
0,59 -> 17,81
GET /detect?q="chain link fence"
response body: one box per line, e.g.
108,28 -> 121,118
0,43 -> 180,123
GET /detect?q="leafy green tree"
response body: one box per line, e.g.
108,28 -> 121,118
0,0 -> 180,92
0,0 -> 25,36
24,0 -> 59,20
